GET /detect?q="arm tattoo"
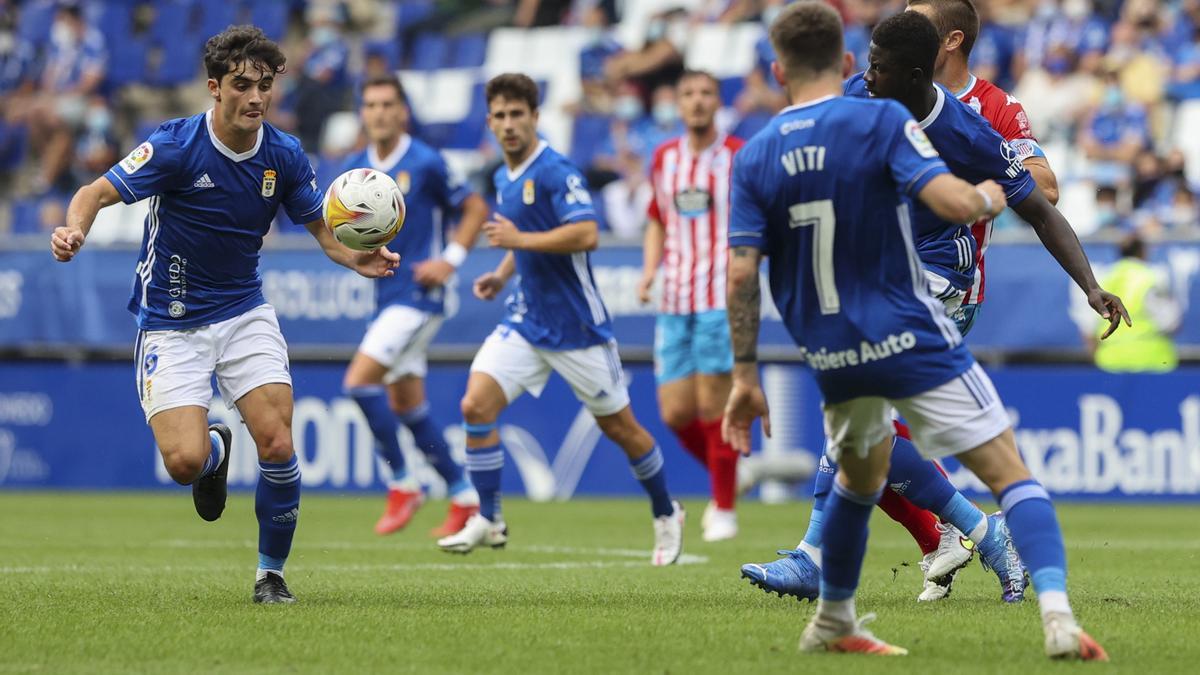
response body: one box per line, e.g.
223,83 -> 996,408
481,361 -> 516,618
727,247 -> 762,363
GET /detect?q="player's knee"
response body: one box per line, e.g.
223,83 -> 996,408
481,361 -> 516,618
460,394 -> 496,425
660,405 -> 696,430
254,428 -> 294,464
161,448 -> 205,485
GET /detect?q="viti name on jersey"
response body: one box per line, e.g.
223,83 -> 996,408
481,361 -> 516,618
780,146 -> 826,175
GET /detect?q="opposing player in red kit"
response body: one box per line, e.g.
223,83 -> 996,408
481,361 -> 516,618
638,70 -> 745,542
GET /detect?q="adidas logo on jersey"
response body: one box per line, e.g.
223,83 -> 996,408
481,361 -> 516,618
193,173 -> 215,189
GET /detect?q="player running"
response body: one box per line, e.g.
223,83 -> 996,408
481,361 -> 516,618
723,2 -> 1111,658
339,75 -> 489,538
437,74 -> 685,564
638,69 -> 744,542
50,26 -> 398,604
742,10 -> 1129,604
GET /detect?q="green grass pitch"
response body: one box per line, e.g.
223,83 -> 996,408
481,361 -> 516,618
1,493 -> 1197,674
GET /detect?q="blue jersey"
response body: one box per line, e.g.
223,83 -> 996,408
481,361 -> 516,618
493,142 -> 611,350
339,135 -> 471,315
105,111 -> 324,330
845,74 -> 1036,293
729,96 -> 974,404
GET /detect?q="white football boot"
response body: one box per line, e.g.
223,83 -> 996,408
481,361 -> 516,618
651,501 -> 685,566
1044,613 -> 1108,661
702,507 -> 738,542
437,513 -> 507,554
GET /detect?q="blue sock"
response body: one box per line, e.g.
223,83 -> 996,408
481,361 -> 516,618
466,444 -> 503,521
198,429 -> 225,480
1000,479 -> 1068,598
819,481 -> 881,601
256,455 -> 300,573
887,436 -> 957,513
802,452 -> 836,548
629,446 -> 674,518
347,386 -> 407,483
400,402 -> 467,493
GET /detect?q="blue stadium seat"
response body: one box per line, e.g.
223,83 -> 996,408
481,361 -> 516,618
17,0 -> 57,46
719,76 -> 745,107
85,0 -> 135,47
449,33 -> 487,69
363,39 -> 402,71
0,120 -> 28,173
395,0 -> 435,33
149,0 -> 200,85
410,33 -> 448,71
106,36 -> 150,89
197,2 -> 242,42
569,114 -> 612,170
250,0 -> 290,41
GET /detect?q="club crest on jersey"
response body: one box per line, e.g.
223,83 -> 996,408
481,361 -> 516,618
395,171 -> 411,194
904,120 -> 939,159
261,169 -> 277,198
120,142 -> 153,174
674,188 -> 711,217
522,178 -> 535,205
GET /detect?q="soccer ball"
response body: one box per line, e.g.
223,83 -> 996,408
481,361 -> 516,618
323,168 -> 406,251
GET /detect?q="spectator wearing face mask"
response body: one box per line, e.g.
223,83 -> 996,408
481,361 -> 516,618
290,7 -> 351,151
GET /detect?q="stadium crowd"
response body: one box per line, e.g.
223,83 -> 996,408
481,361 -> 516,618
2,0 -> 1200,240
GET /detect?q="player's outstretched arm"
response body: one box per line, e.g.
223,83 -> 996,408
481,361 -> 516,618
1022,156 -> 1060,206
303,218 -> 399,279
1011,190 -> 1131,339
722,246 -> 770,455
52,177 -> 121,262
638,218 -> 666,304
482,213 -> 599,254
916,175 -> 1007,225
414,193 -> 490,287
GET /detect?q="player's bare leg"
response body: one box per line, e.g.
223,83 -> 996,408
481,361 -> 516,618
150,405 -> 232,522
345,352 -> 425,534
955,431 -> 1107,661
658,377 -> 707,465
388,376 -> 479,537
800,437 -> 908,656
439,373 -> 509,553
594,406 -> 684,565
236,383 -> 301,604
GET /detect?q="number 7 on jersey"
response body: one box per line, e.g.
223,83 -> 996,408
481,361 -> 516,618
788,199 -> 839,315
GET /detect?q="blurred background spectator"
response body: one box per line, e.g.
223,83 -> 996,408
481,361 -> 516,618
1088,232 -> 1182,371
0,0 -> 1197,241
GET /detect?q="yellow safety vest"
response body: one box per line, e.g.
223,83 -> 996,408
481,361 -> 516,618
1094,258 -> 1177,372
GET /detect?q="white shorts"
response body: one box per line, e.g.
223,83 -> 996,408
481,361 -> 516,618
925,269 -> 966,315
135,304 -> 292,422
469,325 -> 631,417
358,304 -> 444,382
822,363 -> 1010,462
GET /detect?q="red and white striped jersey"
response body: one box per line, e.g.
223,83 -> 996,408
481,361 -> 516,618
647,134 -> 744,315
956,75 -> 1045,305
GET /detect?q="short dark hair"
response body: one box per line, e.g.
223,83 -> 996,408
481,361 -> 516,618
769,1 -> 845,79
203,25 -> 287,82
678,69 -> 720,89
361,74 -> 407,102
1118,233 -> 1145,259
871,11 -> 940,77
485,73 -> 540,111
908,0 -> 980,58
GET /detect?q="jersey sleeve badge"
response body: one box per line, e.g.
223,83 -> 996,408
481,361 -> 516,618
904,119 -> 939,159
261,169 -> 277,198
119,142 -> 154,174
523,178 -> 535,205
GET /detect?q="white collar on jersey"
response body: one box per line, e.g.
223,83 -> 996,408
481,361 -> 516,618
779,94 -> 836,115
205,109 -> 263,162
918,85 -> 946,130
506,140 -> 549,181
953,74 -> 978,100
680,132 -> 727,159
368,133 -> 412,171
